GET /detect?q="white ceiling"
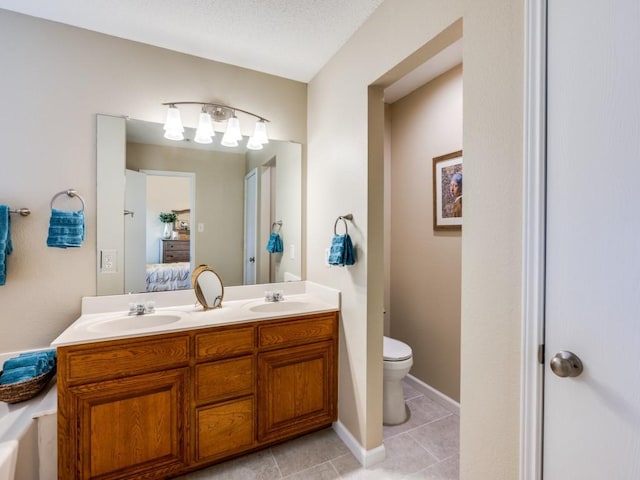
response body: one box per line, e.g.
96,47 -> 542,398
0,0 -> 384,83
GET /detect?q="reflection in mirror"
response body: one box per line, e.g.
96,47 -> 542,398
96,115 -> 302,296
192,265 -> 224,309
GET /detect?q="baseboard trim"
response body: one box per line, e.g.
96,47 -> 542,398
332,421 -> 386,467
405,374 -> 460,415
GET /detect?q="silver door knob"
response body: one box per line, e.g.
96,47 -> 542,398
550,351 -> 583,378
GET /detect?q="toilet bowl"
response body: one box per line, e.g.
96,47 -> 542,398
383,336 -> 413,425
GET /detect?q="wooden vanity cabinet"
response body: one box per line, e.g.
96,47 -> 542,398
57,311 -> 338,479
257,314 -> 338,443
193,326 -> 256,464
57,334 -> 190,480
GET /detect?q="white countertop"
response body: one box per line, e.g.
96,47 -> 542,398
51,281 -> 341,347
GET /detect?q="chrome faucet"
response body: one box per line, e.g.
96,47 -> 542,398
128,301 -> 155,315
264,290 -> 284,302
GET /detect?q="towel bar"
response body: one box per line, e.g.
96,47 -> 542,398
50,189 -> 85,211
8,208 -> 30,217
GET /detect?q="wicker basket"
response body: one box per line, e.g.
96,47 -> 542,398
0,367 -> 56,404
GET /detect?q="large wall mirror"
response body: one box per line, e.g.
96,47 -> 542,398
96,114 -> 302,295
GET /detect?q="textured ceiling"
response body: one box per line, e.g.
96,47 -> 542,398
0,0 -> 384,82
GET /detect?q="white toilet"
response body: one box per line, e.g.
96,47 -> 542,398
383,336 -> 414,425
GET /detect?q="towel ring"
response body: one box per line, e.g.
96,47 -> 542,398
271,220 -> 282,233
334,214 -> 353,236
50,189 -> 85,211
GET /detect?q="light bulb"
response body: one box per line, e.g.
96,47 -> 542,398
247,136 -> 264,150
221,115 -> 242,147
163,105 -> 184,141
252,119 -> 269,144
194,112 -> 214,144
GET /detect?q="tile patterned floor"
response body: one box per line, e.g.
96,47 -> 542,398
175,380 -> 459,480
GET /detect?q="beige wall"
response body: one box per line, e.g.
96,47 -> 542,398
388,64 -> 462,402
308,0 -> 523,478
0,9 -> 306,352
127,143 -> 246,284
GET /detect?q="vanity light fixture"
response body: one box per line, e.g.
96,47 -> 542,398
161,102 -> 270,147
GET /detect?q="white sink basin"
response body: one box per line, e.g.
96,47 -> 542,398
248,301 -> 310,313
87,313 -> 183,333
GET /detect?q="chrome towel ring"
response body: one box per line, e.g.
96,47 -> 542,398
50,189 -> 85,211
271,220 -> 282,233
334,214 -> 353,236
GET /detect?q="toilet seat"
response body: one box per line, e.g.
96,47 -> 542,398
383,336 -> 412,361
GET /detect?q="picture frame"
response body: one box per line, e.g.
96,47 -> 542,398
171,209 -> 191,235
432,150 -> 463,231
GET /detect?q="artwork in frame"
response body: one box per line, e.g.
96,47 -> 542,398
432,150 -> 463,231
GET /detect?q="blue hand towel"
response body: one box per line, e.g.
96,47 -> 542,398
0,366 -> 39,385
0,205 -> 12,286
47,209 -> 85,248
328,234 -> 356,266
3,350 -> 56,374
266,232 -> 283,253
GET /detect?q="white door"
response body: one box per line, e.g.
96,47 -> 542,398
244,169 -> 258,285
124,169 -> 147,293
544,0 -> 640,478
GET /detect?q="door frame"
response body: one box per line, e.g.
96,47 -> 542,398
521,0 -> 546,479
243,168 -> 258,285
141,169 -> 196,272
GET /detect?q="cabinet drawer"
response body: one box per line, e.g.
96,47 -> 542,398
163,240 -> 189,251
258,314 -> 336,349
196,326 -> 255,360
163,251 -> 189,262
195,356 -> 254,403
61,335 -> 189,385
196,396 -> 254,462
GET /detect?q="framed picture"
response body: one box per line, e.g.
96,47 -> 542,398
172,209 -> 190,235
432,150 -> 463,231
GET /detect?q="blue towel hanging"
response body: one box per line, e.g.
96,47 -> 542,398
328,234 -> 356,266
0,205 -> 12,285
47,189 -> 86,248
47,209 -> 85,248
266,221 -> 284,254
328,215 -> 356,266
266,232 -> 283,253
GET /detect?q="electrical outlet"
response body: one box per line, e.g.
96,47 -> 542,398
101,249 -> 117,273
198,223 -> 204,233
290,245 -> 295,260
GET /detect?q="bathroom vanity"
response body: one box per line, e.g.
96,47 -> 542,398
53,282 -> 339,479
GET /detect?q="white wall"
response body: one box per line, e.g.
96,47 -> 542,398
308,1 -> 524,479
0,9 -> 306,352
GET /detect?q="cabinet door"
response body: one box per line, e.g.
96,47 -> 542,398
258,340 -> 336,442
62,368 -> 188,479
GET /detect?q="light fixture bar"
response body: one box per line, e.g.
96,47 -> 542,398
161,102 -> 270,123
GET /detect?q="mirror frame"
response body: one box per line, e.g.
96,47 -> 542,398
191,265 -> 224,310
